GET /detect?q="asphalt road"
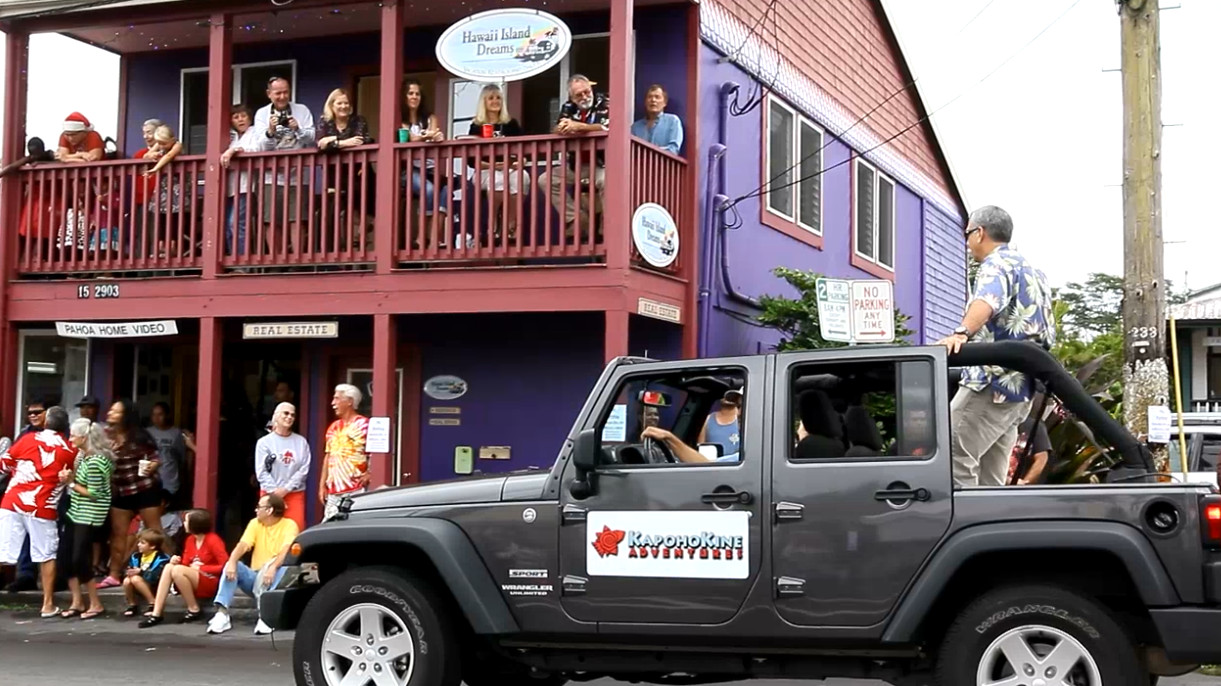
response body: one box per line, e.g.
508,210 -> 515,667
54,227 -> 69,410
2,612 -> 1219,686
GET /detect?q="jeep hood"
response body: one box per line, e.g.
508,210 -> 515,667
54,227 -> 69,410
343,468 -> 553,511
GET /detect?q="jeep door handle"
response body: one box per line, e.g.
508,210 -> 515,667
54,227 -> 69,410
701,490 -> 753,505
874,487 -> 930,503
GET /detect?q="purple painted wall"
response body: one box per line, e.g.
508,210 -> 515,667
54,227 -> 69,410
922,205 -> 968,343
695,43 -> 927,358
121,5 -> 690,154
406,313 -> 604,482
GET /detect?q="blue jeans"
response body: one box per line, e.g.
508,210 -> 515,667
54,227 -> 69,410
213,561 -> 285,610
16,537 -> 34,581
409,169 -> 438,214
225,195 -> 248,256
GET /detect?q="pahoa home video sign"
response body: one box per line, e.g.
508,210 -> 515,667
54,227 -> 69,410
436,8 -> 572,82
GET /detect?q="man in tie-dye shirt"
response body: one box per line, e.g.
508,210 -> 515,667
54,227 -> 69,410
318,384 -> 369,521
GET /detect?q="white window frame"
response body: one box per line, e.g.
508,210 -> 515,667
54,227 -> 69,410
764,95 -> 823,236
178,59 -> 299,136
854,157 -> 896,272
448,77 -> 511,139
14,330 -> 92,436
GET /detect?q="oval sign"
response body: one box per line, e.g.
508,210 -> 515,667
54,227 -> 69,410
631,203 -> 679,269
424,375 -> 469,401
436,8 -> 572,83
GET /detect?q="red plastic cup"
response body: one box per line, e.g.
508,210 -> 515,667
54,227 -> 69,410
482,124 -> 494,139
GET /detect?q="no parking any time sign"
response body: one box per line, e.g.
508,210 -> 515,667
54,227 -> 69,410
850,280 -> 895,343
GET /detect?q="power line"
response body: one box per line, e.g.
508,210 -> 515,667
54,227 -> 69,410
728,0 -> 1084,207
720,0 -> 780,64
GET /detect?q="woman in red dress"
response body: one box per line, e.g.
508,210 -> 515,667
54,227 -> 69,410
139,509 -> 228,628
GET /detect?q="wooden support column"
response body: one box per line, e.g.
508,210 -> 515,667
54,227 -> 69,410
0,31 -> 29,431
605,310 -> 630,364
604,0 -> 634,271
193,317 -> 222,512
201,13 -> 233,280
681,0 -> 701,360
370,314 -> 398,487
375,0 -> 404,275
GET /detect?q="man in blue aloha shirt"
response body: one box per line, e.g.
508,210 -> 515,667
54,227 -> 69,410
937,206 -> 1055,487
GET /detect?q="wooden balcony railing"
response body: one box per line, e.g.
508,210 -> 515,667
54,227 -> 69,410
16,157 -> 205,275
395,133 -> 607,263
220,147 -> 375,270
11,133 -> 690,279
629,140 -> 689,276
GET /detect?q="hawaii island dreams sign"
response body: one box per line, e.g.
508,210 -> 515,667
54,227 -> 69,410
436,8 -> 572,82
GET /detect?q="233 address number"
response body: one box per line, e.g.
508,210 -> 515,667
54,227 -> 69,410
77,284 -> 120,299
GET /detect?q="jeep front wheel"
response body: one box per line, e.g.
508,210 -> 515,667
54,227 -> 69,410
936,584 -> 1145,686
293,567 -> 460,686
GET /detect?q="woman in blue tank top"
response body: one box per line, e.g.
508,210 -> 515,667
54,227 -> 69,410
699,389 -> 742,458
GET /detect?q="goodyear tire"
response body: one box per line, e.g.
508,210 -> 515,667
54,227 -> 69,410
936,584 -> 1145,686
293,567 -> 460,686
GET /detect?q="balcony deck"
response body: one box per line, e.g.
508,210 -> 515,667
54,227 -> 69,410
13,133 -> 687,279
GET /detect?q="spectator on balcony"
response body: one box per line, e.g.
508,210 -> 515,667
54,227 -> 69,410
56,112 -> 104,163
400,79 -> 449,235
254,77 -> 315,256
132,119 -> 164,207
538,74 -> 609,239
631,84 -> 684,155
142,125 -> 187,259
317,88 -> 374,247
467,83 -> 525,239
220,105 -> 259,258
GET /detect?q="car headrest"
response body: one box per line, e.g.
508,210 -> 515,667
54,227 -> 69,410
843,405 -> 883,451
799,389 -> 842,439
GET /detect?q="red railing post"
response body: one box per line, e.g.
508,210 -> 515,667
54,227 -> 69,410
682,0 -> 701,358
201,12 -> 232,280
605,0 -> 634,271
375,0 -> 404,275
0,30 -> 29,432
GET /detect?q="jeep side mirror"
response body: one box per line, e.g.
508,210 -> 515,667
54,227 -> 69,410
570,428 -> 599,499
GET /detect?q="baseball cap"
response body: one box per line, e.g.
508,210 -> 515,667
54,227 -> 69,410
75,394 -> 100,408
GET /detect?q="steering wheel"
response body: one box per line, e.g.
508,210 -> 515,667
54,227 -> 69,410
642,436 -> 677,464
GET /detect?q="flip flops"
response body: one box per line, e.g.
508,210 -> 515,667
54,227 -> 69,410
59,608 -> 84,619
80,609 -> 105,620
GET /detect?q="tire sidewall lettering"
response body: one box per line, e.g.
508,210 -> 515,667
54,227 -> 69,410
347,583 -> 430,655
974,603 -> 1101,641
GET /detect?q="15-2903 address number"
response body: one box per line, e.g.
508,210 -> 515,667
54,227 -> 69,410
77,283 -> 120,299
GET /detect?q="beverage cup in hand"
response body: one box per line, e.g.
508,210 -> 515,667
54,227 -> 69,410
138,458 -> 152,477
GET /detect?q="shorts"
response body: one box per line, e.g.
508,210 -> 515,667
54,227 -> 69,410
0,509 -> 59,564
112,488 -> 163,513
58,522 -> 103,583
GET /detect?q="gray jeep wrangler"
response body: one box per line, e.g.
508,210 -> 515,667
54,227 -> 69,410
262,341 -> 1221,686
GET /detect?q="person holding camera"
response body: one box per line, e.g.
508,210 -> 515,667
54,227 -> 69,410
253,76 -> 315,255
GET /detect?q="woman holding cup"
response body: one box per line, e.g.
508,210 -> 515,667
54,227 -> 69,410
95,399 -> 163,591
466,84 -> 525,238
399,79 -> 450,243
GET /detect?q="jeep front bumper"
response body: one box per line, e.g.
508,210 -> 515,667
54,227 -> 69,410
259,561 -> 321,631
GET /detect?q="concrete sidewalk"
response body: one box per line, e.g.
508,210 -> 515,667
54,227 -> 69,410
3,585 -> 260,621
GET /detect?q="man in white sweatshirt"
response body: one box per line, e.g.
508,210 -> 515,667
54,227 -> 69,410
253,403 -> 311,531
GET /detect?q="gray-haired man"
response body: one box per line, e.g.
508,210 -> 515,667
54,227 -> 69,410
537,74 -> 610,236
936,206 -> 1055,487
319,384 -> 369,520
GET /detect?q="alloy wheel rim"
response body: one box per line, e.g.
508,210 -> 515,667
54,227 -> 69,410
976,624 -> 1102,686
320,602 -> 416,686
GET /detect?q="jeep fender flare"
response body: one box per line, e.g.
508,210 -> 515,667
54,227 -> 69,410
881,520 -> 1180,643
292,517 -> 519,635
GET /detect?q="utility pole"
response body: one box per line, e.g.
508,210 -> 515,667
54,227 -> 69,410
1118,0 -> 1168,472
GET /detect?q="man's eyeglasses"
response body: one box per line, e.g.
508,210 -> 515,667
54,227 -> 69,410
964,227 -> 981,240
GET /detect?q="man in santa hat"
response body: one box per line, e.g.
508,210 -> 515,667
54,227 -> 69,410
56,112 -> 104,163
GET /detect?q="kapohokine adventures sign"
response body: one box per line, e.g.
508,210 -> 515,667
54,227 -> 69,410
436,8 -> 572,82
587,510 -> 749,579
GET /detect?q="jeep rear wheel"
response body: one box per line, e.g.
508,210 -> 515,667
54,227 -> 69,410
936,584 -> 1145,686
293,567 -> 460,686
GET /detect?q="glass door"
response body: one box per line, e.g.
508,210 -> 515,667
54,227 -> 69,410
346,367 -> 407,484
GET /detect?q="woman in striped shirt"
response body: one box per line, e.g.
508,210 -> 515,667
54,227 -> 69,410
57,418 -> 114,620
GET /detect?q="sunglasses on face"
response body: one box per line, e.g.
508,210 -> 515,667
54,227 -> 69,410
27,409 -> 44,417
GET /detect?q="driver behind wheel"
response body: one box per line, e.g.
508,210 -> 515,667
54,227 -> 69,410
642,387 -> 743,464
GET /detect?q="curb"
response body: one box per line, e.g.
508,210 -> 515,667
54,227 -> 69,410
3,588 -> 260,621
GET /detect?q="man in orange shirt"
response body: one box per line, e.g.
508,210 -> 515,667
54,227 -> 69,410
318,384 -> 369,521
56,112 -> 104,163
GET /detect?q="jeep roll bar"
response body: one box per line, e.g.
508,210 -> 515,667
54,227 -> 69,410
947,341 -> 1155,477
